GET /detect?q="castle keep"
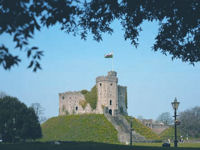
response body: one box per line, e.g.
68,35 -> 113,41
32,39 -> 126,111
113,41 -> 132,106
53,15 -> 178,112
59,71 -> 127,116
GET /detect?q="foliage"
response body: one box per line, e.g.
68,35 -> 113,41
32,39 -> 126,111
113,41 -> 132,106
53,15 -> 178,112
159,127 -> 181,140
156,112 -> 173,125
81,0 -> 200,64
1,1 -> 200,71
0,91 -> 7,99
65,110 -> 69,115
82,85 -> 97,110
40,114 -> 118,144
81,90 -> 88,95
101,105 -> 105,110
0,96 -> 42,142
125,89 -> 127,108
79,100 -> 88,109
31,103 -> 46,124
125,116 -> 160,140
179,106 -> 200,138
0,0 -> 79,71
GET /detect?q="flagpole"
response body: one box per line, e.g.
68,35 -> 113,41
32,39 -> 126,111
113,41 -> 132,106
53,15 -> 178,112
112,55 -> 113,71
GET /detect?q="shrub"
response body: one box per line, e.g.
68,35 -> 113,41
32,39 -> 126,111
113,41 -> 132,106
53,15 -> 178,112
82,86 -> 97,110
81,90 -> 88,95
79,100 -> 88,109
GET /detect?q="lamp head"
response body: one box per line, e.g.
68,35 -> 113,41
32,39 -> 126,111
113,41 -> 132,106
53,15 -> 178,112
172,97 -> 180,110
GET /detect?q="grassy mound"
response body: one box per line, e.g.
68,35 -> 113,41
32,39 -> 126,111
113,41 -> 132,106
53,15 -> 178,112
126,116 -> 161,140
160,127 -> 181,140
40,114 -> 118,144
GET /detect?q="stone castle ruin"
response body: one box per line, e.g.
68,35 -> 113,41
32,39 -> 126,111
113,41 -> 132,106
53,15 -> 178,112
59,71 -> 127,116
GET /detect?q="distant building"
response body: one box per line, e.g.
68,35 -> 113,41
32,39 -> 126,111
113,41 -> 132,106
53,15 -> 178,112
140,119 -> 169,134
59,71 -> 127,116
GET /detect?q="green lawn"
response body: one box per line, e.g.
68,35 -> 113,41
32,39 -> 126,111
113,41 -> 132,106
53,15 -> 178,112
134,142 -> 200,148
0,142 -> 200,150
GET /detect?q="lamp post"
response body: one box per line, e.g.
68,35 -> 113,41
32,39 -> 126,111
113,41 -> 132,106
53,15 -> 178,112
130,120 -> 133,146
171,97 -> 180,148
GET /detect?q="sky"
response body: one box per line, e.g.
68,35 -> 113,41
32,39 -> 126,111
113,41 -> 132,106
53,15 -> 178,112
0,20 -> 200,120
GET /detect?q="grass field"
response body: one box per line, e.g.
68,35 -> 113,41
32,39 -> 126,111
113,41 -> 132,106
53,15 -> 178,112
134,142 -> 200,148
159,127 -> 181,140
0,142 -> 200,150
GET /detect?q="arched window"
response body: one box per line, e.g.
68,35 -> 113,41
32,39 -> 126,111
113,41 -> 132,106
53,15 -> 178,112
76,106 -> 78,111
109,109 -> 112,115
100,83 -> 102,86
110,100 -> 112,105
62,96 -> 65,100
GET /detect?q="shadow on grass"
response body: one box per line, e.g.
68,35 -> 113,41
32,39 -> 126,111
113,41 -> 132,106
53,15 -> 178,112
0,141 -> 199,150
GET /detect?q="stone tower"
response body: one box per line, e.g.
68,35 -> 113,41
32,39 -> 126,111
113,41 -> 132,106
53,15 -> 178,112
96,71 -> 127,116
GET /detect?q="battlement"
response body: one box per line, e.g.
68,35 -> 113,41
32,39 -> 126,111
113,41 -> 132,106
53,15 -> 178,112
96,76 -> 118,83
118,85 -> 127,89
108,71 -> 117,76
59,91 -> 82,95
96,71 -> 118,83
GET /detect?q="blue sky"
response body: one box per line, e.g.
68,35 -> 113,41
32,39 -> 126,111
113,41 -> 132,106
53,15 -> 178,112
0,20 -> 200,120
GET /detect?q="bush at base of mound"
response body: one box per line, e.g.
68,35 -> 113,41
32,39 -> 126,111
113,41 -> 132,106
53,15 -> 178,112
40,114 -> 118,144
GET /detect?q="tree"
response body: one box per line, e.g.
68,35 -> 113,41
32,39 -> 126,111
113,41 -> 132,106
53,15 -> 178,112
30,103 -> 47,123
20,107 -> 42,140
156,112 -> 173,125
1,0 -> 200,71
0,96 -> 42,142
137,115 -> 144,121
179,106 -> 200,138
0,91 -> 7,98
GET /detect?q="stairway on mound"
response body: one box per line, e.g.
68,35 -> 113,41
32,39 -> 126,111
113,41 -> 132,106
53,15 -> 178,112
104,113 -> 146,144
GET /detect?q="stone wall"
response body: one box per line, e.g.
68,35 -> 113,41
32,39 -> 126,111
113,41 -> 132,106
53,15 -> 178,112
141,119 -> 153,129
118,85 -> 128,115
59,92 -> 95,115
140,119 -> 169,134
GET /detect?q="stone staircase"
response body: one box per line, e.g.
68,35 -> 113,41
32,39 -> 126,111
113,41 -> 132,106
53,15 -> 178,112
104,113 -> 146,144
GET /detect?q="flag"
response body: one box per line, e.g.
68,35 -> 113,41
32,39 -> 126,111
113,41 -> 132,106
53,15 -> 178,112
104,52 -> 113,58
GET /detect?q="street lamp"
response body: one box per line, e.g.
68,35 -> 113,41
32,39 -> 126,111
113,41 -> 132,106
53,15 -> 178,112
130,120 -> 133,146
171,97 -> 180,148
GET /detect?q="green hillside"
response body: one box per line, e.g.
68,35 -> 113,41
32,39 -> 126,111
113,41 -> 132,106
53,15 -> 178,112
126,116 -> 161,140
40,114 -> 118,144
160,126 -> 181,140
